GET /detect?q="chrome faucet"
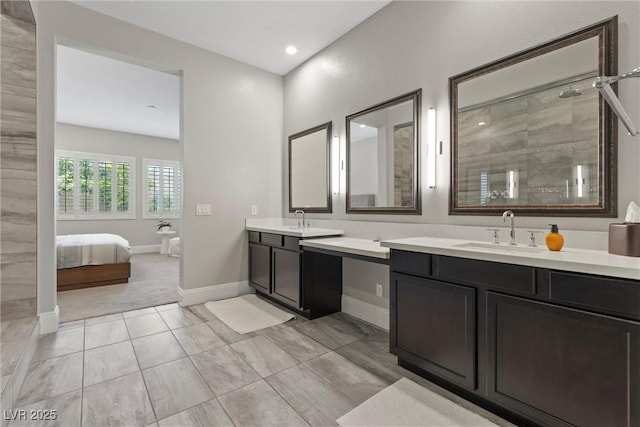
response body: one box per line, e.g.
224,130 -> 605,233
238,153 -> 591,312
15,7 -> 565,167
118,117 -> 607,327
294,209 -> 305,229
502,210 -> 516,245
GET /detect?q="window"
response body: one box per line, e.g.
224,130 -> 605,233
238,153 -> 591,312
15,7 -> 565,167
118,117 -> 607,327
143,158 -> 181,219
56,151 -> 135,219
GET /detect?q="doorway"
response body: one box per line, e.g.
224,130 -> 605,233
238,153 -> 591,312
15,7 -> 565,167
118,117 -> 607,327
54,43 -> 183,322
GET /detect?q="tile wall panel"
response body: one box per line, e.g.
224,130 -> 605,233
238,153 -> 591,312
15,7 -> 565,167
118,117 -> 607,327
1,2 -> 37,313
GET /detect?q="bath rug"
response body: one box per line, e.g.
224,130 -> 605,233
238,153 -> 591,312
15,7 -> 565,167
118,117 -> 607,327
204,294 -> 294,334
337,377 -> 501,426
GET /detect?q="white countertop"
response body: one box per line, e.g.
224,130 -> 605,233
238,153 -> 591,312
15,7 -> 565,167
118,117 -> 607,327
245,223 -> 344,238
300,237 -> 390,260
381,236 -> 640,280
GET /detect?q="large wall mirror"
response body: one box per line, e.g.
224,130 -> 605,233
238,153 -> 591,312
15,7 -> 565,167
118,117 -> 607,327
450,17 -> 617,216
347,90 -> 421,214
289,122 -> 332,213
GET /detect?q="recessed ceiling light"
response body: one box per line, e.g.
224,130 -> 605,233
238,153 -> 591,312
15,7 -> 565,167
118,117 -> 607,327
147,105 -> 157,109
285,46 -> 297,55
478,121 -> 486,126
359,124 -> 366,128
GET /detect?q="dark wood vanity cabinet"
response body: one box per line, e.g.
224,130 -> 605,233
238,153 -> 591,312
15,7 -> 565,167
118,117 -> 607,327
248,232 -> 301,308
248,243 -> 270,293
272,247 -> 300,305
390,250 -> 640,427
487,292 -> 639,427
247,231 -> 342,319
392,274 -> 475,389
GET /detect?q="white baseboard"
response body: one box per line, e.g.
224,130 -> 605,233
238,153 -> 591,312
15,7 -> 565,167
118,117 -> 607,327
178,280 -> 253,306
39,305 -> 59,334
131,245 -> 161,254
341,295 -> 389,330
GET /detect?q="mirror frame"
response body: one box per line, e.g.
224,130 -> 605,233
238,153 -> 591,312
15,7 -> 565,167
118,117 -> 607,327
288,121 -> 332,213
449,16 -> 618,217
346,89 -> 422,214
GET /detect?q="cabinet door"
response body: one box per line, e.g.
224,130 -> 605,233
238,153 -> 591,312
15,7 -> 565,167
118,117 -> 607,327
392,273 -> 476,389
486,292 -> 640,427
272,247 -> 300,307
301,250 -> 342,318
249,243 -> 270,292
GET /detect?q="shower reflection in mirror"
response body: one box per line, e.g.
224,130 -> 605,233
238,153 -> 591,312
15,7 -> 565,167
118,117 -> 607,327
451,17 -> 617,216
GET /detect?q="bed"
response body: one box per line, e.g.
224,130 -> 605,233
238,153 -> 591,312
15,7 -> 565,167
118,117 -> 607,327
56,233 -> 132,291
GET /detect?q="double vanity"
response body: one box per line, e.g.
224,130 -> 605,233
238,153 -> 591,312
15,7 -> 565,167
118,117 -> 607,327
246,221 -> 639,427
383,237 -> 639,427
268,13 -> 639,427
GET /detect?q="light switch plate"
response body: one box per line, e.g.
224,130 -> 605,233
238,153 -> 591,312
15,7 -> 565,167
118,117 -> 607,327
196,204 -> 211,216
251,205 -> 258,215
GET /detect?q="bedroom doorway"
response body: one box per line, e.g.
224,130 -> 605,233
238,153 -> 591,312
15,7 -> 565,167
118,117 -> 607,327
54,43 -> 183,322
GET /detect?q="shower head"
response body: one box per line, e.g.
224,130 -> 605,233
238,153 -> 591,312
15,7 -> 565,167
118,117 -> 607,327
559,88 -> 582,98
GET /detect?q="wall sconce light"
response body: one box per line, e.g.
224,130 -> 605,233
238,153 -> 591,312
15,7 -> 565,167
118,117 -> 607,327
506,170 -> 519,199
573,164 -> 588,198
426,107 -> 436,188
332,135 -> 340,195
576,164 -> 584,198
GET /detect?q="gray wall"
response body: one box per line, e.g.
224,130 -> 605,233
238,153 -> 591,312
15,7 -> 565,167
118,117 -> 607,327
34,1 -> 283,316
283,1 -> 640,308
55,123 -> 181,246
1,0 -> 37,317
284,1 -> 640,230
342,258 -> 389,309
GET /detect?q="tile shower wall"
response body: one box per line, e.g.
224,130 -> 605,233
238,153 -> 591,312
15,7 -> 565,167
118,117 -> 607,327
1,0 -> 37,317
457,77 -> 599,207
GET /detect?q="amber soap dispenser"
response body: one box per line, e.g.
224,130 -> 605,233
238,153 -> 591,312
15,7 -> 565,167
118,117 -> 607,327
546,224 -> 564,251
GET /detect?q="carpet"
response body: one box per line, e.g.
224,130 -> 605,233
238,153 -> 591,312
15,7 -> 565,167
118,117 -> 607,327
204,294 -> 295,334
337,377 -> 500,427
57,253 -> 179,322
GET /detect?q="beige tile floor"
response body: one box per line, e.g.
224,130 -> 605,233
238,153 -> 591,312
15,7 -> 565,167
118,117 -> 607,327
6,301 -> 513,427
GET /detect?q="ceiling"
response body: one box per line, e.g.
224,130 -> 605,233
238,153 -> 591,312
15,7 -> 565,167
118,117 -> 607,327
72,1 -> 391,75
56,45 -> 181,139
58,1 -> 390,139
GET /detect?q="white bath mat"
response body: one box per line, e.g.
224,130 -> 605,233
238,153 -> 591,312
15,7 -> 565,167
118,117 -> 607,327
337,377 -> 500,427
204,294 -> 295,334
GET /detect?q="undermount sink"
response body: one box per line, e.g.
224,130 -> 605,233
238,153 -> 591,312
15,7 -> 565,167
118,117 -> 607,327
454,242 -> 546,253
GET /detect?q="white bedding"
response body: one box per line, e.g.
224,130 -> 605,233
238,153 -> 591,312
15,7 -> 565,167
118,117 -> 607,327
57,233 -> 132,269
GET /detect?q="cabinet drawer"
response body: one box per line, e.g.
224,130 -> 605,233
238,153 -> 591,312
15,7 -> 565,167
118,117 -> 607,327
391,250 -> 431,277
284,236 -> 300,251
434,256 -> 535,295
261,233 -> 283,247
248,231 -> 260,243
547,271 -> 640,320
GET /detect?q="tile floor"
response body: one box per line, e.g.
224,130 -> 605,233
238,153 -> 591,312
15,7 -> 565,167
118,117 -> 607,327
1,317 -> 37,383
6,300 -> 512,427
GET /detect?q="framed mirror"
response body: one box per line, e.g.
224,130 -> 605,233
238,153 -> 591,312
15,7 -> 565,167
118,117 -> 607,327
450,17 -> 617,216
289,122 -> 332,213
346,90 -> 421,214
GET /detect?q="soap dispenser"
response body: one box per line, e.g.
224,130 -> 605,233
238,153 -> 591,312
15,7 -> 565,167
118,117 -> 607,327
546,224 -> 564,251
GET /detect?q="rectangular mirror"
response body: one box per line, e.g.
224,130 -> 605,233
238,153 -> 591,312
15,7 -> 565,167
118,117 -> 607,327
289,122 -> 332,213
347,90 -> 421,214
450,17 -> 617,216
